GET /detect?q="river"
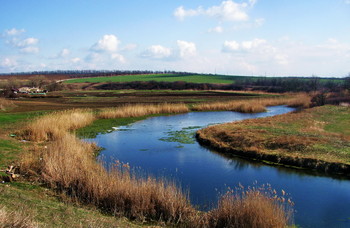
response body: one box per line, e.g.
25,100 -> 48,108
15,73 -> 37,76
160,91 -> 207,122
87,106 -> 350,228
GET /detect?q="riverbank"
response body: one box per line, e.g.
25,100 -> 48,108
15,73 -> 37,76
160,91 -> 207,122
0,93 -> 309,227
196,105 -> 350,177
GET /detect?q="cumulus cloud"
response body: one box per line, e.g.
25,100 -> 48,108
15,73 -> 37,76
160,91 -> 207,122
20,46 -> 39,54
141,45 -> 173,60
177,40 -> 196,58
222,38 -> 289,66
111,53 -> 126,63
1,58 -> 18,68
71,57 -> 81,63
223,38 -> 266,52
91,34 -> 120,53
59,48 -> 70,57
16,37 -> 38,47
121,43 -> 138,51
174,0 -> 256,22
208,26 -> 224,33
174,6 -> 201,21
4,28 -> 25,36
2,29 -> 40,54
222,40 -> 240,52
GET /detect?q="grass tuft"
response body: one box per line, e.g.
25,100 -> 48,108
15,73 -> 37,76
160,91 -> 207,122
0,206 -> 37,228
98,103 -> 189,119
192,93 -> 311,113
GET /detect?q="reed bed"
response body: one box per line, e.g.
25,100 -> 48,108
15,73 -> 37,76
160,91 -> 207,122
20,109 -> 95,142
26,133 -> 196,224
98,103 -> 189,119
0,97 -> 15,111
0,207 -> 37,228
192,93 -> 311,113
205,185 -> 293,228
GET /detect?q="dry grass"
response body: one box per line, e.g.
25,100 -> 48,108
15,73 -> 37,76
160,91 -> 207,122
0,97 -> 15,111
98,103 -> 189,119
18,103 -> 294,226
0,207 -> 37,228
204,185 -> 293,228
197,105 -> 350,165
192,93 -> 311,113
19,109 -> 95,142
22,133 -> 196,225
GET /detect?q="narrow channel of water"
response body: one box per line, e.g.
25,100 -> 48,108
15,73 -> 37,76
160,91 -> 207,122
88,106 -> 350,228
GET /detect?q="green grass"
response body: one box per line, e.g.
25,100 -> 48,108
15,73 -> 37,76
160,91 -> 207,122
0,139 -> 21,169
198,105 -> 350,165
76,116 -> 151,138
0,182 -> 143,227
65,73 -> 246,84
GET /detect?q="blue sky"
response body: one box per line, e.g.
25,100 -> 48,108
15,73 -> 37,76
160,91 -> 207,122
1,0 -> 349,77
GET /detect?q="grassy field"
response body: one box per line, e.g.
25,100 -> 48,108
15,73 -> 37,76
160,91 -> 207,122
197,105 -> 350,172
65,74 -> 246,84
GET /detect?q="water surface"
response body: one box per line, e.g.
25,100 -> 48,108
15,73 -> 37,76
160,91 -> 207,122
89,106 -> 350,228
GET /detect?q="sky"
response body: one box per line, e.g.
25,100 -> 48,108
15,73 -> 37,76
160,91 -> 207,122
1,0 -> 350,77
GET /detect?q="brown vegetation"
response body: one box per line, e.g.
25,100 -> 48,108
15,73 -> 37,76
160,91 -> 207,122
197,105 -> 350,175
205,185 -> 293,228
192,93 -> 311,113
0,207 -> 37,228
19,110 -> 95,142
0,97 -> 15,111
98,103 -> 190,119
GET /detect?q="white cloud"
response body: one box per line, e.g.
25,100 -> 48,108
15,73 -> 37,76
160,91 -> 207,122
59,48 -> 70,57
121,43 -> 137,51
1,58 -> 18,68
174,0 -> 254,22
174,6 -> 201,21
177,40 -> 196,58
71,57 -> 81,63
111,53 -> 126,63
241,38 -> 266,50
206,0 -> 249,21
2,30 -> 40,54
20,46 -> 40,54
4,28 -> 25,36
223,39 -> 267,52
141,45 -> 172,60
208,26 -> 224,33
222,38 -> 289,68
91,34 -> 120,53
17,38 -> 38,47
223,40 -> 240,52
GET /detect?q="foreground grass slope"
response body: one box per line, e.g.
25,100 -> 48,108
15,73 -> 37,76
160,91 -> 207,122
197,105 -> 350,175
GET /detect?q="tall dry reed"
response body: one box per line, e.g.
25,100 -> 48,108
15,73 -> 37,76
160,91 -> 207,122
20,109 -> 95,142
98,103 -> 189,119
0,97 -> 15,111
0,207 -> 37,228
35,133 -> 196,224
192,93 -> 311,113
205,186 -> 293,228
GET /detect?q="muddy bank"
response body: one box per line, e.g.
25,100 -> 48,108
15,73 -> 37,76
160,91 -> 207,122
196,131 -> 350,178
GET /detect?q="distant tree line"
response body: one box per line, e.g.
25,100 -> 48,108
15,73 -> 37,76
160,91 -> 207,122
0,70 -> 196,79
233,76 -> 345,93
96,77 -> 347,93
95,80 -> 241,91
